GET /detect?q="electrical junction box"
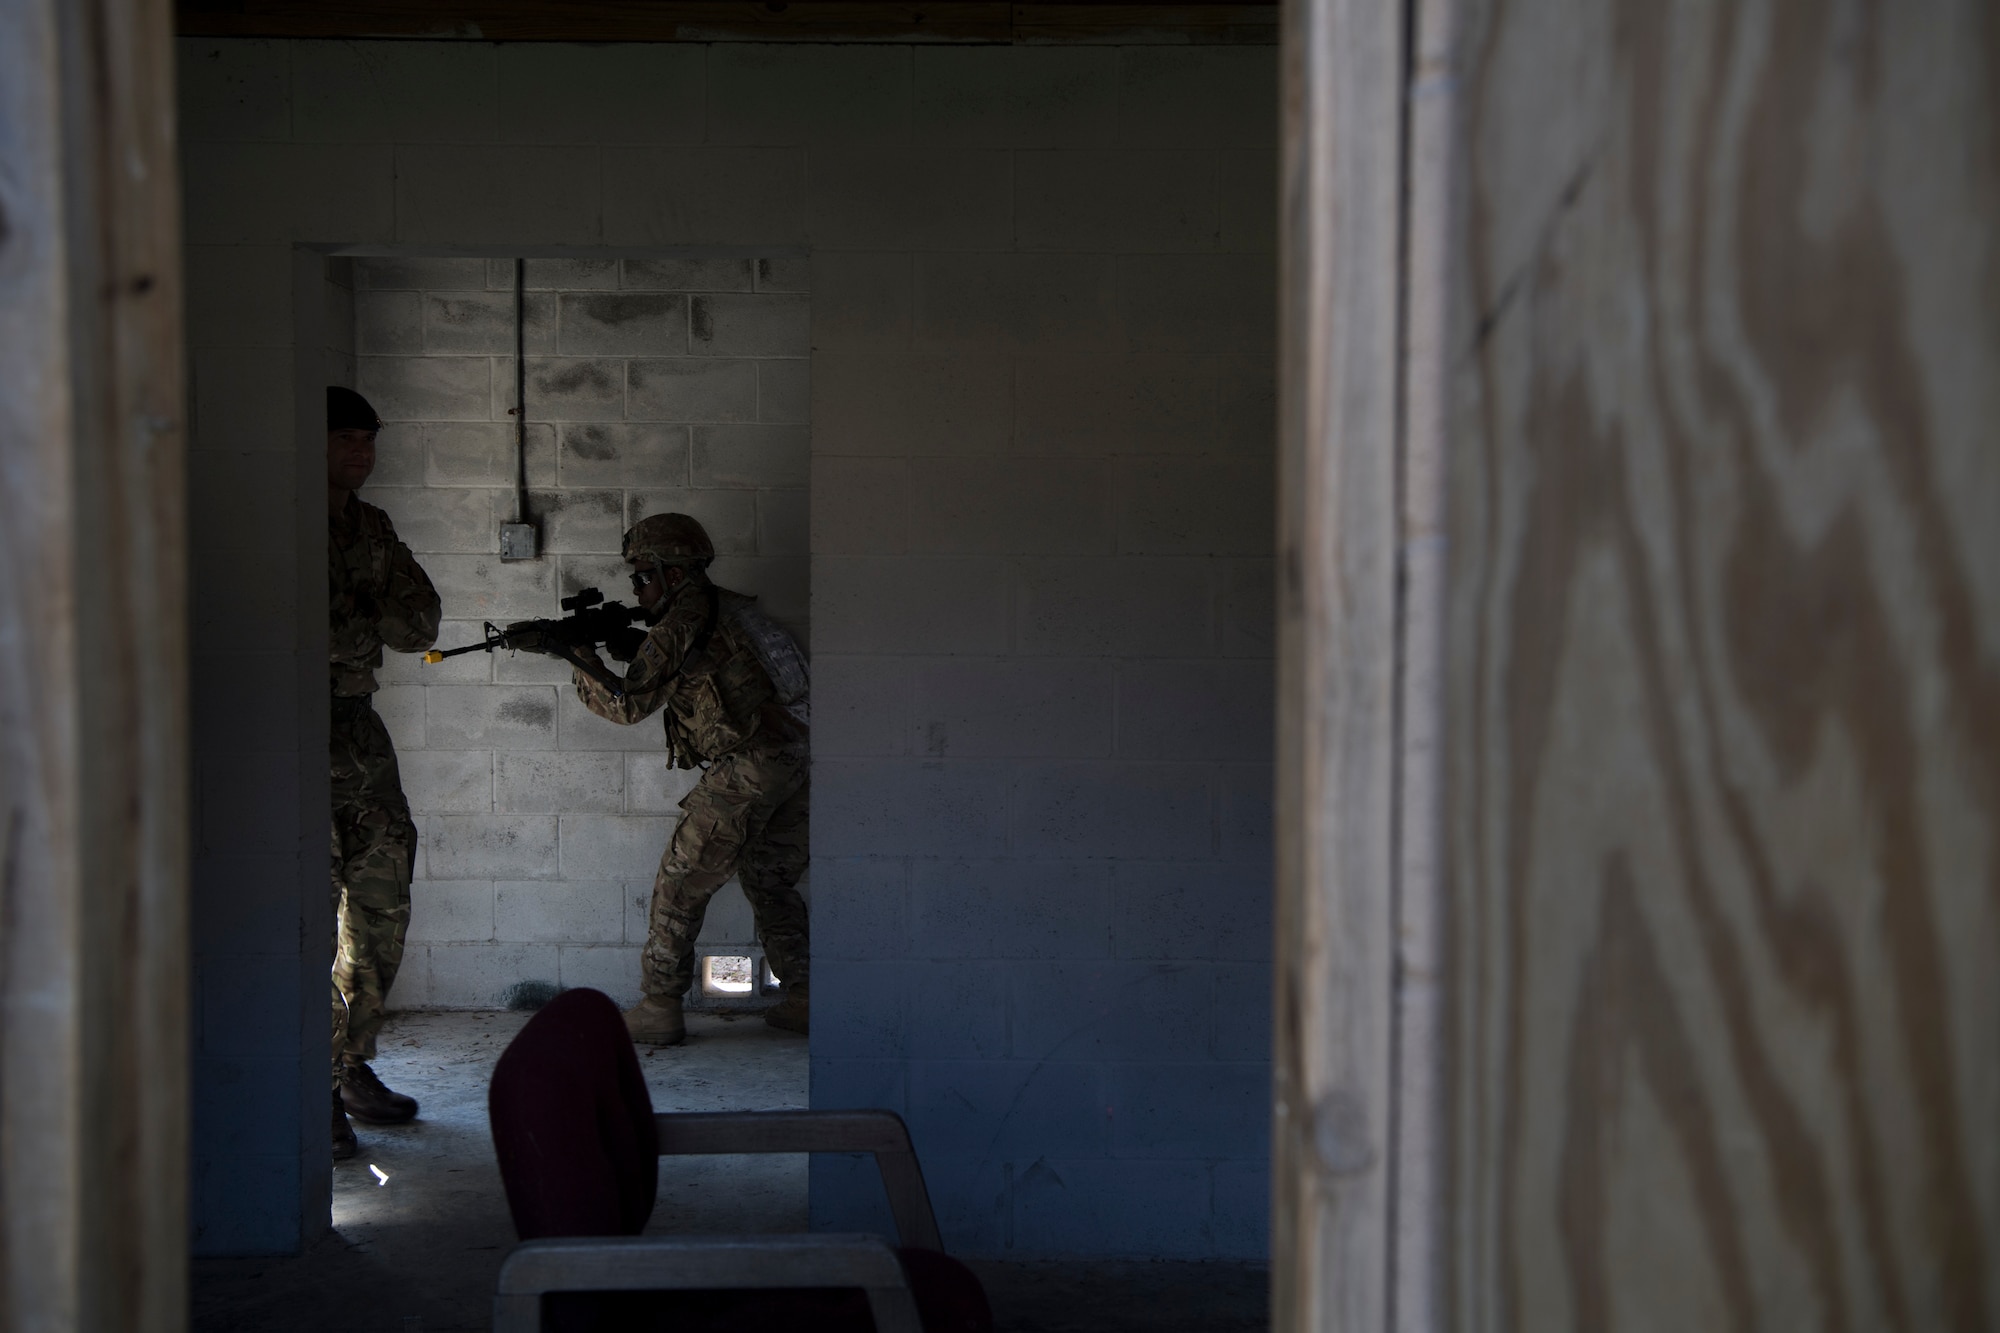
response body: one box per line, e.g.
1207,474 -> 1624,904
499,523 -> 538,560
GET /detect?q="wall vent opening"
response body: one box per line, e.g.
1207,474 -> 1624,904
702,955 -> 755,996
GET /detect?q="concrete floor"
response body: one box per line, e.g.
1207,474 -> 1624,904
191,1009 -> 1267,1332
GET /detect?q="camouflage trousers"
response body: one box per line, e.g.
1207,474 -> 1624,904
331,694 -> 416,1080
642,742 -> 810,1002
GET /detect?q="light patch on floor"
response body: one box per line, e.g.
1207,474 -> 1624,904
337,1009 -> 810,1240
197,1008 -> 809,1333
193,1008 -> 1269,1333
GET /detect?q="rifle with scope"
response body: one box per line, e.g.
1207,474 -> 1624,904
420,587 -> 645,697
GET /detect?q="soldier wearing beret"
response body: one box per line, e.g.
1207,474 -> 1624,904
327,386 -> 439,1158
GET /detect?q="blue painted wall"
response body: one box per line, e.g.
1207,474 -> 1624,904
178,36 -> 1276,1259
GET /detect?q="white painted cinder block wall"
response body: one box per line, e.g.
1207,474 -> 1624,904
181,37 -> 1275,1260
331,254 -> 807,1009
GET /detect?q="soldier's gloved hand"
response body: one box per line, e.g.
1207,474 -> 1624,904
604,626 -> 646,664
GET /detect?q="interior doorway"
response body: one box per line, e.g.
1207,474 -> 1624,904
298,245 -> 817,1249
319,249 -> 811,1015
178,29 -> 1280,1282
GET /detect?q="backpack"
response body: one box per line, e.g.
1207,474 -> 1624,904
718,591 -> 809,729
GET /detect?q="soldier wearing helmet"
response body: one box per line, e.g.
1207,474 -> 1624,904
326,386 -> 440,1158
571,511 -> 811,1045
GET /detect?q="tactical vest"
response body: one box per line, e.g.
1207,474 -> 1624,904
720,591 -> 810,730
658,587 -> 809,768
329,500 -> 400,695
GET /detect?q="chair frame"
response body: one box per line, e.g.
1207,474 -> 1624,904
494,1233 -> 922,1333
492,1107 -> 944,1332
649,1109 -> 943,1251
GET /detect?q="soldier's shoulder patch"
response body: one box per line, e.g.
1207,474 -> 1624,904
356,500 -> 398,543
637,633 -> 670,673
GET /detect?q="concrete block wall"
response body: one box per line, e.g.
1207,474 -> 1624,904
322,258 -> 356,387
340,255 -> 807,1010
179,37 -> 1275,1260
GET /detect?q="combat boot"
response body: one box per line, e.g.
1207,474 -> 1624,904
332,1093 -> 358,1161
341,1057 -> 419,1124
763,991 -> 810,1036
623,994 -> 686,1046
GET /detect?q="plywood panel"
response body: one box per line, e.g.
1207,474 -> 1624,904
1272,0 -> 1404,1327
0,0 -> 189,1327
1445,1 -> 2000,1329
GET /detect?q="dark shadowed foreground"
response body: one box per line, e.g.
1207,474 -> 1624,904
191,1011 -> 1267,1332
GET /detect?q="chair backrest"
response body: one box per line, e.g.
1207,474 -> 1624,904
493,1233 -> 923,1333
651,1108 -> 944,1252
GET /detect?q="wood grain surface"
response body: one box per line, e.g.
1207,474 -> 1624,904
0,0 -> 189,1328
1444,1 -> 2000,1328
1272,0 -> 1405,1327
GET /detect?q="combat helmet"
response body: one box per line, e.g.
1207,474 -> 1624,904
622,512 -> 715,570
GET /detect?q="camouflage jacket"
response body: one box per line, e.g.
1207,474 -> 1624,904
575,583 -> 806,769
330,495 -> 441,697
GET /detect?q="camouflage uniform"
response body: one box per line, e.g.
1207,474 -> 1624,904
574,583 -> 810,1002
330,495 -> 440,1082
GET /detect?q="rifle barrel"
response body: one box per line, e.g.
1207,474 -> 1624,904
422,620 -> 522,664
422,641 -> 492,663
415,597 -> 631,702
419,623 -> 624,700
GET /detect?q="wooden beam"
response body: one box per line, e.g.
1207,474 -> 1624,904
174,0 -> 1277,43
0,0 -> 190,1328
1388,0 -> 1458,1327
1272,0 -> 1408,1329
1009,4 -> 1276,43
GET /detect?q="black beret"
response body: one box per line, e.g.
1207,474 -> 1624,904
327,386 -> 382,432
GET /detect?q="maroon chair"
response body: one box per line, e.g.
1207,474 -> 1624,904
488,988 -> 990,1333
